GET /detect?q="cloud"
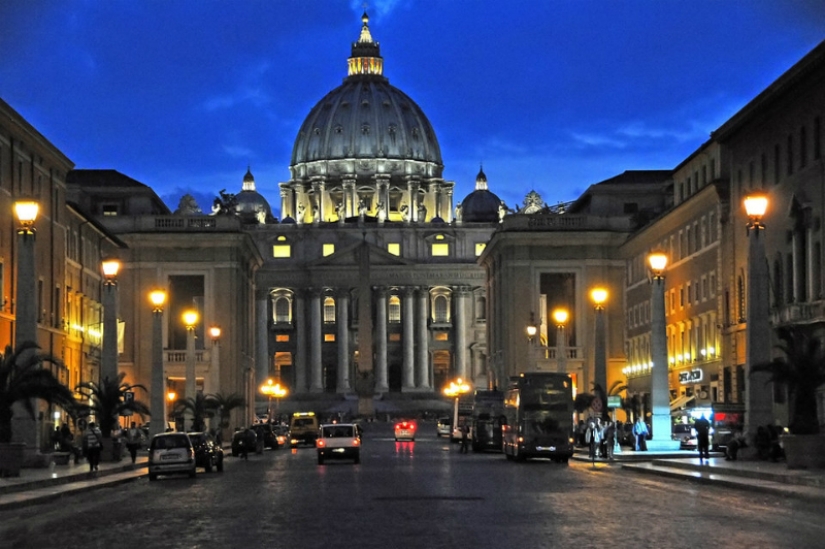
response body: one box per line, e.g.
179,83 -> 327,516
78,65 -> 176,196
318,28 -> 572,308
202,87 -> 271,112
222,145 -> 255,159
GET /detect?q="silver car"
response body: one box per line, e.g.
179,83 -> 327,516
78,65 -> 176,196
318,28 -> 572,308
148,432 -> 196,481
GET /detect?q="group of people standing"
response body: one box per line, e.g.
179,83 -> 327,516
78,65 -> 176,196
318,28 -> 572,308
583,417 -> 622,460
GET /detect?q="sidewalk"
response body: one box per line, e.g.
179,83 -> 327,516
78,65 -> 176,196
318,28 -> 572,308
0,453 -> 148,511
572,447 -> 825,502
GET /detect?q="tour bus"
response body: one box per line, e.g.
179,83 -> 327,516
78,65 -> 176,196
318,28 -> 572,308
502,372 -> 575,463
471,389 -> 505,452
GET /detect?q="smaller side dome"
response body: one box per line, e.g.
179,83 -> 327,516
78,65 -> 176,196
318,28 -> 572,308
461,166 -> 501,223
235,167 -> 274,224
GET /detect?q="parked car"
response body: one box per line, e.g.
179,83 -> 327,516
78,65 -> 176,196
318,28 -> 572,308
251,423 -> 279,450
394,420 -> 417,441
148,432 -> 196,481
187,431 -> 224,472
231,428 -> 258,457
436,417 -> 452,438
273,424 -> 290,447
672,423 -> 698,449
316,423 -> 361,465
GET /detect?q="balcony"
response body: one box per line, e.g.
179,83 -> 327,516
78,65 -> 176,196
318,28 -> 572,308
772,300 -> 825,326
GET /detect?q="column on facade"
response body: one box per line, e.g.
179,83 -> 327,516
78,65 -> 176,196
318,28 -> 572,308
445,187 -> 454,223
295,183 -> 307,224
415,286 -> 430,389
806,225 -> 816,301
406,178 -> 420,222
279,185 -> 292,220
402,286 -> 416,390
454,286 -> 468,379
294,290 -> 307,392
255,289 -> 270,387
342,179 -> 356,218
309,289 -> 323,392
374,287 -> 389,392
336,289 -> 351,393
310,177 -> 326,223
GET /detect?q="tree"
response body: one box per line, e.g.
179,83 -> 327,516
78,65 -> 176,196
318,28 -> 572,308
172,393 -> 215,432
751,325 -> 825,435
74,372 -> 150,438
0,343 -> 75,444
208,392 -> 245,432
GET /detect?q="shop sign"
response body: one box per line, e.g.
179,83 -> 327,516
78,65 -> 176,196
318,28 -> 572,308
679,369 -> 703,384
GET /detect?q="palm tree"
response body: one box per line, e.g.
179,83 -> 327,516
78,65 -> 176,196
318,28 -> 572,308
74,372 -> 150,438
0,343 -> 75,444
171,393 -> 215,432
752,325 -> 825,435
208,392 -> 245,433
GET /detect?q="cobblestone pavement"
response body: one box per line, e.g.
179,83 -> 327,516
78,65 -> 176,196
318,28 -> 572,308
0,423 -> 823,549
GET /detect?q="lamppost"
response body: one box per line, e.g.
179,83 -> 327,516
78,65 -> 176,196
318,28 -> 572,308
443,377 -> 471,438
149,289 -> 167,438
591,288 -> 608,419
647,251 -> 680,450
14,199 -> 39,349
209,325 -> 221,397
260,379 -> 288,421
12,199 -> 39,449
101,258 -> 121,384
552,308 -> 569,374
744,192 -> 773,441
182,310 -> 199,430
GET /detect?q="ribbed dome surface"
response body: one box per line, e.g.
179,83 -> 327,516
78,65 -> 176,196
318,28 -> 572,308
462,189 -> 501,222
291,78 -> 441,166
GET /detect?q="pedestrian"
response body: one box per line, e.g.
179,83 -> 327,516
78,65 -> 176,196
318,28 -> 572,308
633,417 -> 649,451
726,430 -> 746,461
460,423 -> 470,454
51,426 -> 61,451
604,420 -> 616,460
585,419 -> 601,462
694,414 -> 711,463
125,421 -> 142,464
83,421 -> 103,473
596,418 -> 607,457
111,422 -> 123,461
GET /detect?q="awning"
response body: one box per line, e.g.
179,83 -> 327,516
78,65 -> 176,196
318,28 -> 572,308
670,394 -> 695,412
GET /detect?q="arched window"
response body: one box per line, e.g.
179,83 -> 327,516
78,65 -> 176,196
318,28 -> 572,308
274,296 -> 291,324
323,296 -> 336,323
388,295 -> 401,323
434,295 -> 449,323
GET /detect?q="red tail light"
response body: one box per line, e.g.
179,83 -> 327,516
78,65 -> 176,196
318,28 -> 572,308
316,439 -> 326,448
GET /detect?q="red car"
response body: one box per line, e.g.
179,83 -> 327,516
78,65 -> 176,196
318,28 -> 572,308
394,420 -> 417,441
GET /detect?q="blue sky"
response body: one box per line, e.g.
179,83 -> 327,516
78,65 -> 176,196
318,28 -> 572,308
2,0 -> 825,215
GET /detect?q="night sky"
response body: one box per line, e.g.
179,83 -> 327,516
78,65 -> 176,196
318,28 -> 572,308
2,0 -> 825,215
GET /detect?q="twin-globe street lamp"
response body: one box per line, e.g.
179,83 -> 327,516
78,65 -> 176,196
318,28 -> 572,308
260,379 -> 288,421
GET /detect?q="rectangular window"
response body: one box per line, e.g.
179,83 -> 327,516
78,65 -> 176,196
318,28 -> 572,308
387,243 -> 400,256
434,332 -> 448,341
322,244 -> 335,257
324,334 -> 335,342
774,144 -> 781,184
275,334 -> 290,342
389,333 -> 401,342
787,134 -> 794,175
102,204 -> 119,216
815,116 -> 822,160
679,286 -> 685,308
273,245 -> 291,258
431,243 -> 450,257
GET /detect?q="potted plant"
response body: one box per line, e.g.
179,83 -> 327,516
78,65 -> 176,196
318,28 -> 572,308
751,325 -> 825,469
0,343 -> 75,476
74,372 -> 150,461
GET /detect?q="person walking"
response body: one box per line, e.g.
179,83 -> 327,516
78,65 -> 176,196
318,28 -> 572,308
459,423 -> 470,454
125,421 -> 142,465
694,415 -> 711,463
633,417 -> 649,451
83,421 -> 103,473
585,419 -> 601,463
604,420 -> 616,460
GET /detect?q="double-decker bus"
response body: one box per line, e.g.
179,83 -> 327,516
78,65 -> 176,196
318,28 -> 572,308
502,372 -> 575,463
471,389 -> 504,452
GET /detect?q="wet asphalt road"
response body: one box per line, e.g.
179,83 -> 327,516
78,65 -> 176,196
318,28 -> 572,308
0,422 -> 822,549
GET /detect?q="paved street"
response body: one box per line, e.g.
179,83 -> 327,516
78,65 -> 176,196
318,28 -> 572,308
0,422 -> 822,549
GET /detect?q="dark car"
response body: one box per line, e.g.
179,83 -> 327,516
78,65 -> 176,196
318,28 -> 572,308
187,431 -> 224,472
231,428 -> 257,457
251,423 -> 280,450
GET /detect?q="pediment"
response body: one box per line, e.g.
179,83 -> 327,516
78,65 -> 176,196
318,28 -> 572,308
307,241 -> 413,267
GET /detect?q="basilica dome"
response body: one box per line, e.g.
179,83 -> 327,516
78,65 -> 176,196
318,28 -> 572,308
291,12 -> 442,171
235,167 -> 274,224
461,167 -> 502,223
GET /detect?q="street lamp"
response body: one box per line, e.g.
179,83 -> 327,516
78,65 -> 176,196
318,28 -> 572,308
552,308 -> 568,374
209,325 -> 221,398
149,289 -> 167,438
647,251 -> 680,450
12,199 -> 39,449
591,287 -> 608,419
100,258 -> 121,384
260,379 -> 288,421
443,377 -> 471,439
182,310 -> 199,422
743,192 -> 773,441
